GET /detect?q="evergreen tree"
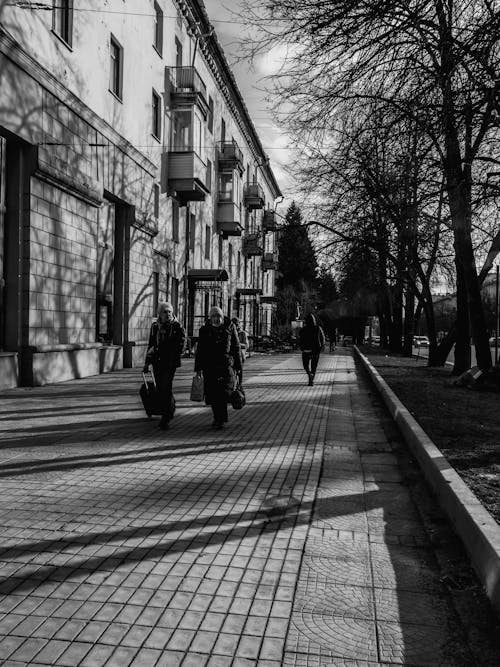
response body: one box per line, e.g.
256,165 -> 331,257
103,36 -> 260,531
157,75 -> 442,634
317,266 -> 338,308
276,202 -> 319,326
277,202 -> 317,291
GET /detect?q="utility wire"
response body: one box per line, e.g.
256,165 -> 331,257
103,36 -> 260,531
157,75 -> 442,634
6,2 -> 258,24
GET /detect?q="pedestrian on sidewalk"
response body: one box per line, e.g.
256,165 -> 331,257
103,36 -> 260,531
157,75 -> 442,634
231,317 -> 249,384
195,306 -> 242,429
143,301 -> 186,430
299,313 -> 325,386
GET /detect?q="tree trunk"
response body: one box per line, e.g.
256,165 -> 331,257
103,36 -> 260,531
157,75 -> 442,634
453,260 -> 471,374
402,288 -> 415,357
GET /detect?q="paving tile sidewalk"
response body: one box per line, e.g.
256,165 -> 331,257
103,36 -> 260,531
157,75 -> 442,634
0,350 -> 498,666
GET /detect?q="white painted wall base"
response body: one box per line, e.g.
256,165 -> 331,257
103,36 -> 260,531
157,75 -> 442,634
29,346 -> 101,386
0,353 -> 19,389
99,345 -> 123,373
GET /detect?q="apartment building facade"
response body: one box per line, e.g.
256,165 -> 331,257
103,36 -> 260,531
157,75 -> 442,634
0,0 -> 281,388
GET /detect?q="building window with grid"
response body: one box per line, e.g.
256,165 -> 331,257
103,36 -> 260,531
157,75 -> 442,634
52,0 -> 73,47
205,225 -> 211,260
153,1 -> 163,55
228,243 -> 233,273
109,35 -> 123,100
152,89 -> 161,141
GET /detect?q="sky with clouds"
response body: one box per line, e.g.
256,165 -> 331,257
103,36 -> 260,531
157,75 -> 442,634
202,0 -> 294,209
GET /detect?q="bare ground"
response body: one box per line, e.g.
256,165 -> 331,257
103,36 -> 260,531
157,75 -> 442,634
360,346 -> 500,525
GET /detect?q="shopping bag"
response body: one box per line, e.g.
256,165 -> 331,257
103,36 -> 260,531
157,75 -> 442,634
190,375 -> 204,402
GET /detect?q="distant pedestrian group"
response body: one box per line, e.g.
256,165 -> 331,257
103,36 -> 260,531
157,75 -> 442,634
142,305 -> 243,430
141,306 -> 327,427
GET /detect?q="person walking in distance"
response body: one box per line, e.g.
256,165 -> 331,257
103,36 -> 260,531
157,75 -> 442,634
143,301 -> 186,430
195,307 -> 242,429
231,317 -> 249,385
299,313 -> 325,386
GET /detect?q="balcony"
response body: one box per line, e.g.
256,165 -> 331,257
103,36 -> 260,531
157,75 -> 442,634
242,233 -> 264,257
218,141 -> 244,175
262,252 -> 278,271
167,151 -> 209,204
263,210 -> 278,232
168,66 -> 208,116
216,201 -> 243,237
243,183 -> 265,210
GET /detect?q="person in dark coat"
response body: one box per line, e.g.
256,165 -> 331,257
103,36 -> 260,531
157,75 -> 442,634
143,301 -> 186,430
299,313 -> 325,386
195,306 -> 242,429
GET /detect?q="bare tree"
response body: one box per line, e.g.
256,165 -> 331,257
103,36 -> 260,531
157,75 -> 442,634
236,0 -> 500,371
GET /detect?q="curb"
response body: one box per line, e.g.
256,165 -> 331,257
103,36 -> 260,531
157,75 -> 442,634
354,346 -> 500,618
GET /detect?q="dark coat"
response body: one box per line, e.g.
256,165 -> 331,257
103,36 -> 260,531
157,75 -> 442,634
195,318 -> 242,399
145,318 -> 186,370
299,314 -> 326,353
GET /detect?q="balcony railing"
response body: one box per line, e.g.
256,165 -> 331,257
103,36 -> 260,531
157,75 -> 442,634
262,251 -> 278,271
242,233 -> 264,257
243,183 -> 265,210
218,141 -> 244,174
168,66 -> 207,106
263,210 -> 278,232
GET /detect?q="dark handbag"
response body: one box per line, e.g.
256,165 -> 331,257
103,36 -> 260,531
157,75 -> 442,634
230,383 -> 246,410
190,375 -> 204,402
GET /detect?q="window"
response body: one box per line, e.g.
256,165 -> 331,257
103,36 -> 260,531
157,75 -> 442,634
237,251 -> 241,278
153,184 -> 160,219
171,109 -> 191,150
172,200 -> 179,243
53,0 -> 73,46
153,1 -> 163,55
193,113 -> 203,154
205,225 -> 211,260
189,213 -> 196,252
206,159 -> 212,192
171,277 -> 179,313
208,96 -> 214,134
152,89 -> 161,140
228,243 -> 233,273
218,234 -> 223,268
219,172 -> 233,202
153,271 -> 159,316
221,117 -> 226,143
175,37 -> 183,68
109,35 -> 123,99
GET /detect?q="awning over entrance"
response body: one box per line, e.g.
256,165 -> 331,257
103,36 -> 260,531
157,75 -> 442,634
188,269 -> 229,282
236,288 -> 263,296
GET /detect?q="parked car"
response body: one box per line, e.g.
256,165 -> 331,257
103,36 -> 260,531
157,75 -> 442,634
413,336 -> 430,347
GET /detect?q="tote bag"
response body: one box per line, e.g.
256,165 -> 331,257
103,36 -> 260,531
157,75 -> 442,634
190,375 -> 204,402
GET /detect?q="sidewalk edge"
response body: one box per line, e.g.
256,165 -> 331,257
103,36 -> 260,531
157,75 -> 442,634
354,345 -> 500,618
